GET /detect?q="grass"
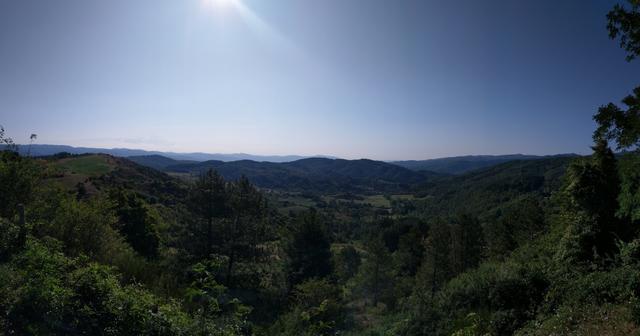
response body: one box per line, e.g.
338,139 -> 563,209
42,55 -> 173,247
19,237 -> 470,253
266,191 -> 319,215
390,194 -> 416,201
53,155 -> 115,176
322,194 -> 418,209
360,195 -> 391,208
272,192 -> 418,215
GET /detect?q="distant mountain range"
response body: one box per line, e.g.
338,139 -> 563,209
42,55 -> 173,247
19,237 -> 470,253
129,156 -> 439,193
8,144 -> 335,163
116,154 -> 578,194
392,154 -> 579,175
5,144 -> 582,176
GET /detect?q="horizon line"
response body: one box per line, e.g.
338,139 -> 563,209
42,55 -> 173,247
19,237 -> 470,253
6,143 -> 584,162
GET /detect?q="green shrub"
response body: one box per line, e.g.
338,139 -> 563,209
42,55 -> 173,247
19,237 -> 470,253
270,278 -> 348,336
547,266 -> 640,309
0,238 -> 246,335
406,261 -> 548,336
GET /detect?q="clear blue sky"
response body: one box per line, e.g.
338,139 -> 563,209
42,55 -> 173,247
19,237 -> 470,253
0,0 -> 638,160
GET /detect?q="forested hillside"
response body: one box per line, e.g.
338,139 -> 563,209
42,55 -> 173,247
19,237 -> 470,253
392,154 -> 575,175
158,157 -> 438,193
127,155 -> 197,171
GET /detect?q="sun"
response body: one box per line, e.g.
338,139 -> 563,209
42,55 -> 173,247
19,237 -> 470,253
202,0 -> 238,10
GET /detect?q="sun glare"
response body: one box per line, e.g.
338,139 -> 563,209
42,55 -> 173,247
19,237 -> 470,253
202,0 -> 238,11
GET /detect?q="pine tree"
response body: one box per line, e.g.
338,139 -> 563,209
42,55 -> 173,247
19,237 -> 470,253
188,169 -> 229,259
357,236 -> 393,306
223,175 -> 265,287
286,210 -> 332,288
416,220 -> 452,301
450,214 -> 483,274
557,139 -> 621,265
110,190 -> 160,259
333,245 -> 361,283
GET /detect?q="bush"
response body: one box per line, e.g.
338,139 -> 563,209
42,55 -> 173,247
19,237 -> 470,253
547,266 -> 640,309
406,261 -> 548,336
0,218 -> 21,261
0,150 -> 40,218
270,278 -> 348,336
0,238 -> 253,335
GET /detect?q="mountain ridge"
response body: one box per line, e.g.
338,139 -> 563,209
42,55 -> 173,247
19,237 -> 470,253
393,153 -> 579,174
159,156 -> 439,193
6,144 -> 580,175
7,144 -> 336,163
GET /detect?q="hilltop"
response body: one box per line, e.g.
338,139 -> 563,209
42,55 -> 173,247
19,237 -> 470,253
393,153 -> 578,174
6,144 -> 581,176
146,156 -> 440,193
8,144 -> 335,162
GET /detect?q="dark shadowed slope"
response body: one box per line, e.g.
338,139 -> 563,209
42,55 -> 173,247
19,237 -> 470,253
165,157 -> 441,193
127,155 -> 197,171
393,153 -> 578,174
411,156 -> 575,218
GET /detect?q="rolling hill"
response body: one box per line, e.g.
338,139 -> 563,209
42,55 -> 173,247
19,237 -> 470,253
393,153 -> 578,174
43,154 -> 440,194
10,144 -> 580,176
41,153 -> 579,213
410,155 -> 575,219
127,155 -> 196,170
43,154 -> 188,206
8,144 -> 334,162
164,157 -> 440,193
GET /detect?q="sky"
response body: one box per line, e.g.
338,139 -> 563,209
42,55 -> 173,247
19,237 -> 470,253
0,0 -> 638,160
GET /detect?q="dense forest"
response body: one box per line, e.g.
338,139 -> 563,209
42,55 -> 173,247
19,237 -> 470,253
1,1 -> 640,335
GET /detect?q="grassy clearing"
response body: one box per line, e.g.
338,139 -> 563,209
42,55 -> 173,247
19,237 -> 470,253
273,192 -> 418,215
53,155 -> 115,176
390,194 -> 415,201
360,195 -> 391,208
322,194 -> 417,209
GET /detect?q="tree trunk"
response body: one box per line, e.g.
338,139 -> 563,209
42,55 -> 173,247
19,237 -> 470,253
373,260 -> 380,306
206,217 -> 212,257
17,204 -> 26,249
225,215 -> 240,287
431,253 -> 438,300
226,250 -> 235,287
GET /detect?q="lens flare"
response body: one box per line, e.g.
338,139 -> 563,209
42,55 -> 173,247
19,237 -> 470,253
199,0 -> 302,58
202,0 -> 238,11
